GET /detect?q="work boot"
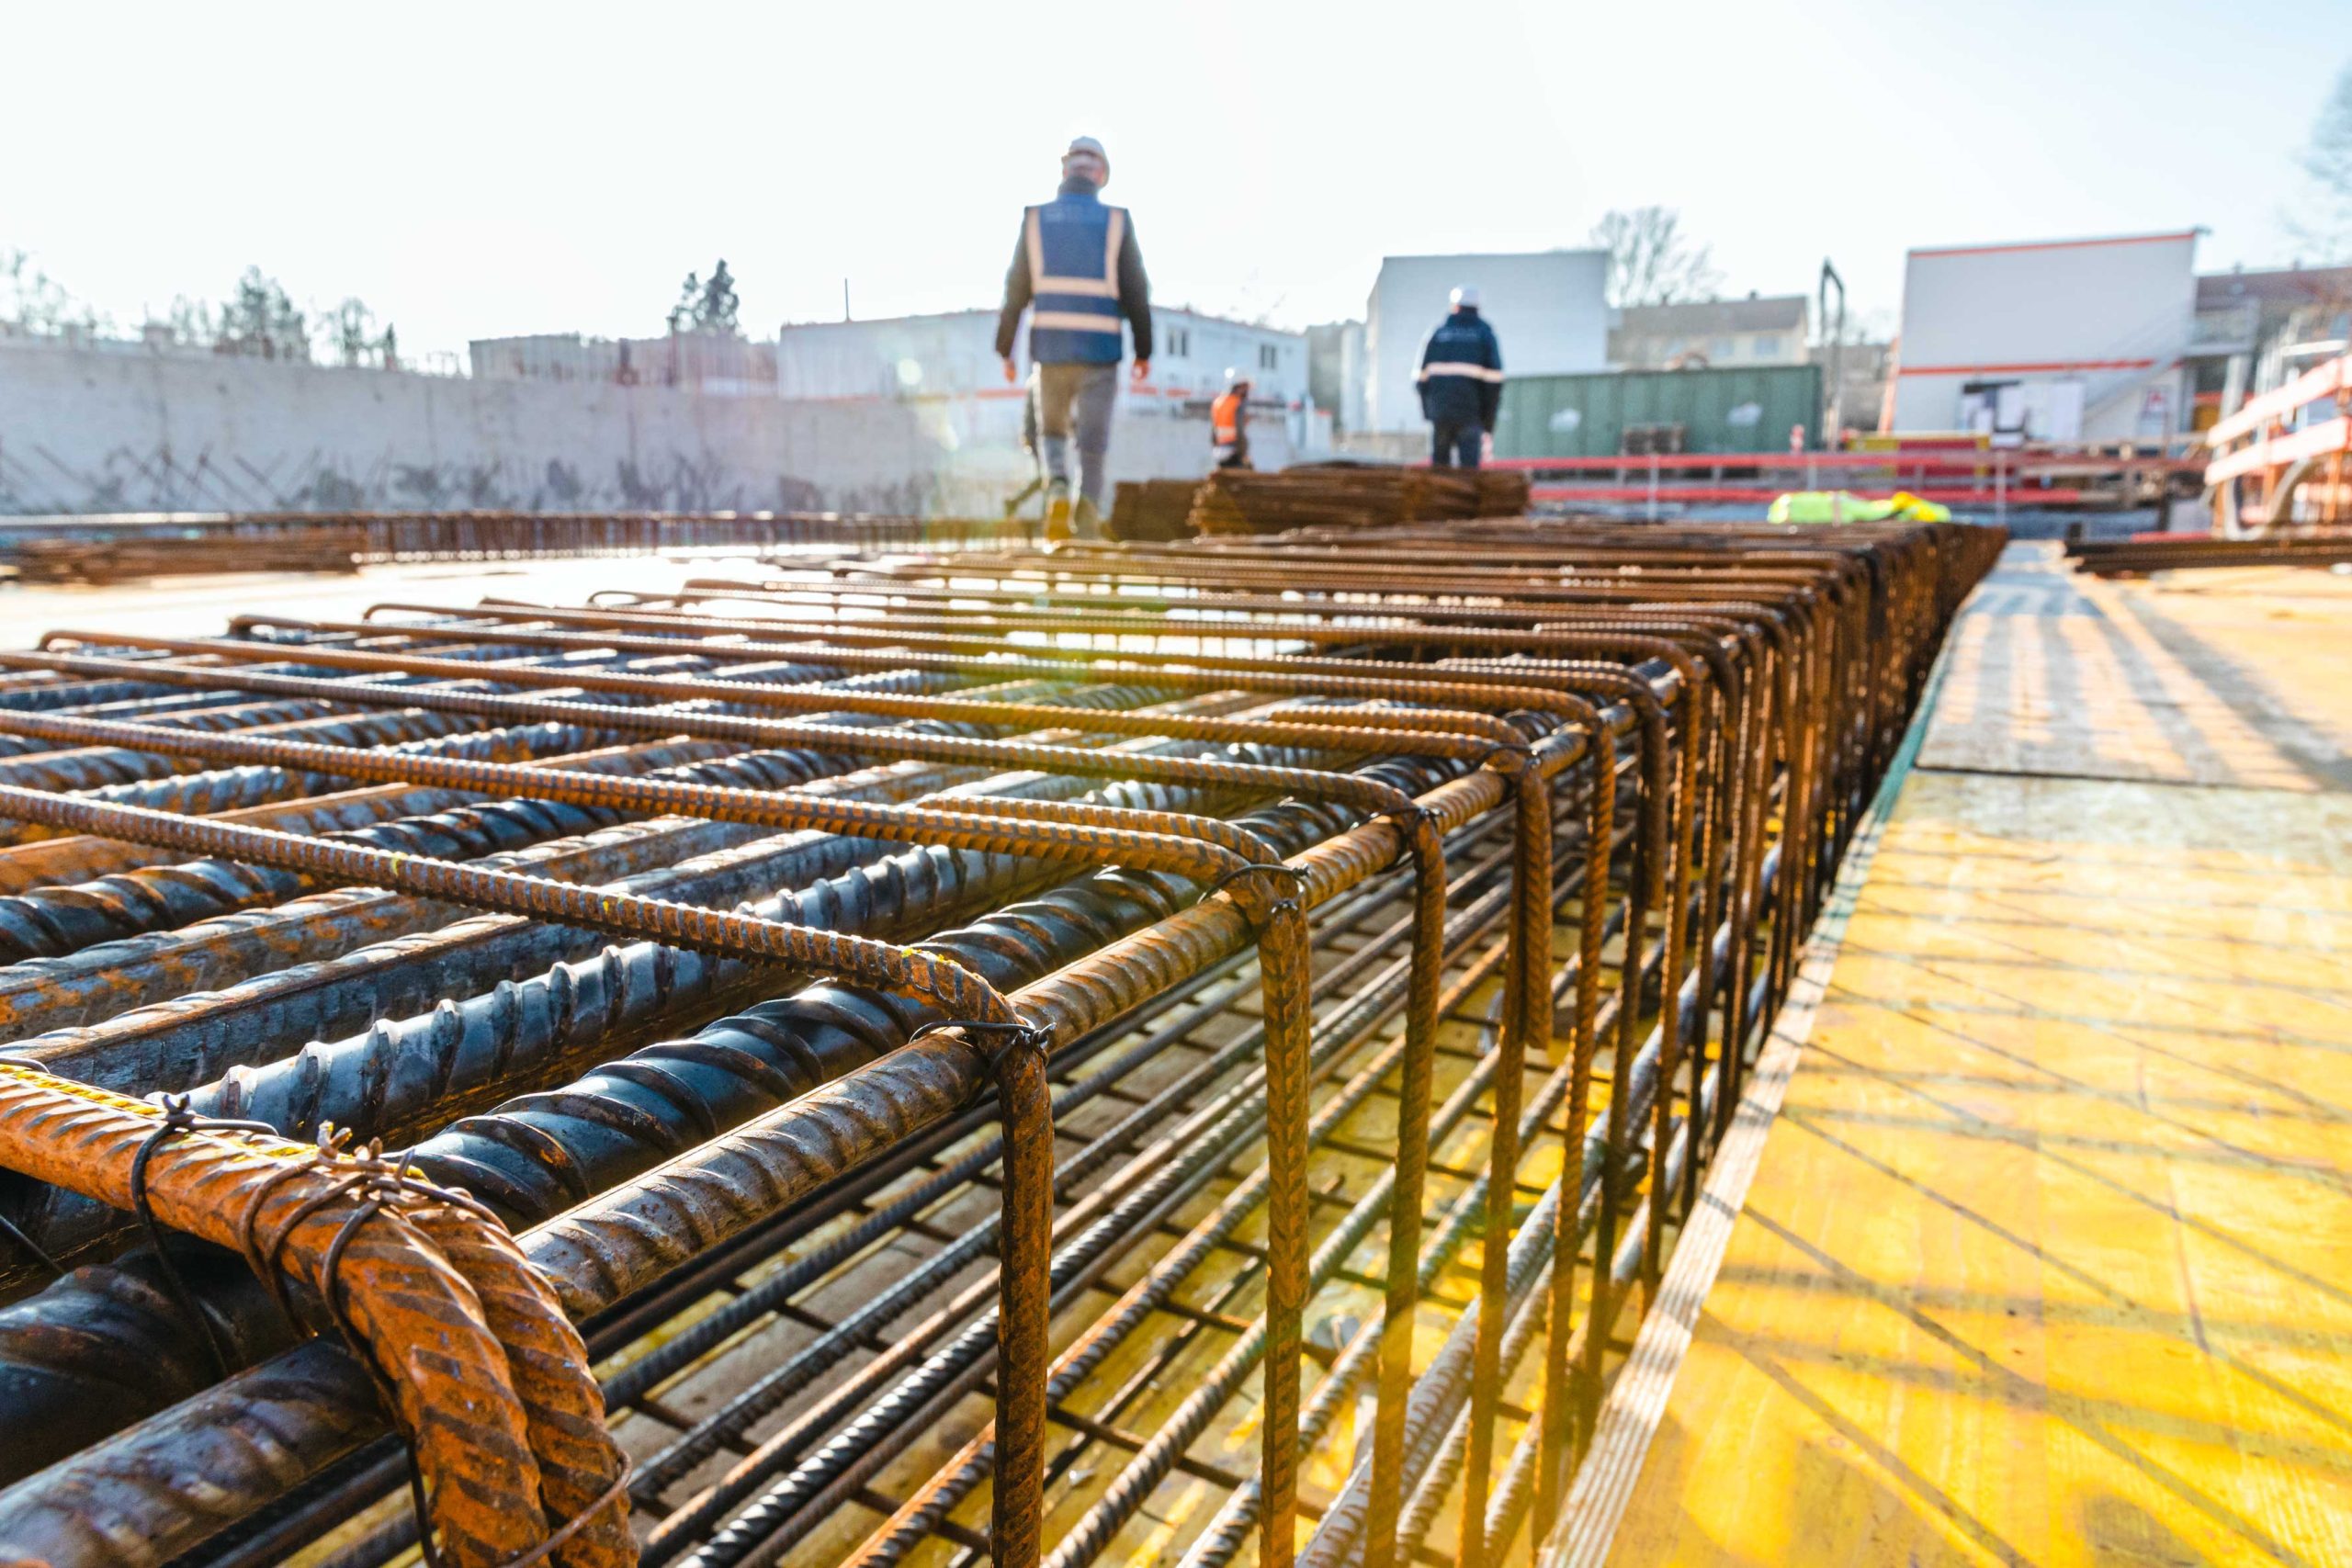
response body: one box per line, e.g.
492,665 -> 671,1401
1074,496 -> 1103,540
1043,482 -> 1073,544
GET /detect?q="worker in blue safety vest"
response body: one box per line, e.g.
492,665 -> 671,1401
996,135 -> 1154,541
1417,286 -> 1503,469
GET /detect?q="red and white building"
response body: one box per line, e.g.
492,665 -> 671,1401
1890,230 -> 2199,446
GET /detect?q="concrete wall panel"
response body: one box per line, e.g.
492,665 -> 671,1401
0,342 -> 1280,516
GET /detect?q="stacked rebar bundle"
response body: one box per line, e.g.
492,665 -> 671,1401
6,526 -> 375,583
0,513 -> 2000,1568
0,512 -> 1016,582
1107,480 -> 1204,542
1187,466 -> 1532,536
2064,526 -> 2352,576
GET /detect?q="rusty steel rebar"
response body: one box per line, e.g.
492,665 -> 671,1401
0,509 -> 1022,584
0,515 -> 1998,1568
2064,526 -> 2352,576
0,642 -> 1535,1568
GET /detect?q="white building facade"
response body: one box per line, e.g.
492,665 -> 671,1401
775,306 -> 1307,407
769,306 -> 1316,505
1890,231 -> 2199,445
1362,251 -> 1610,434
1609,296 -> 1811,369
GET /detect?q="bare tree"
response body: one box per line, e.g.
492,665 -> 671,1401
164,295 -> 220,348
2292,62 -> 2352,256
0,249 -> 110,334
1589,207 -> 1723,309
324,297 -> 379,366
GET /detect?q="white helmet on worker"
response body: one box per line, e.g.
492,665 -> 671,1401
1225,367 -> 1250,388
1063,136 -> 1109,188
1451,286 -> 1481,310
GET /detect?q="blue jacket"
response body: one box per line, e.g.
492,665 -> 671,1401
1418,306 -> 1503,427
996,179 -> 1153,366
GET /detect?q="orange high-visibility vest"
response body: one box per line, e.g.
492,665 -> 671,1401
1211,390 -> 1244,450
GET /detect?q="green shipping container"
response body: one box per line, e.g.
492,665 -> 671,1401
1493,364 -> 1824,458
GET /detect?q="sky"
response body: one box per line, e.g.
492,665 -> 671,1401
7,0 -> 2344,361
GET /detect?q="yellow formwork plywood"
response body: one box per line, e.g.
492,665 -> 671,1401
1920,545 -> 2352,792
1606,769 -> 2352,1566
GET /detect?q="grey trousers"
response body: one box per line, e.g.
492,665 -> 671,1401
1036,361 -> 1120,517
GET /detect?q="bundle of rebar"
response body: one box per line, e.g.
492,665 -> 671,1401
1187,466 -> 1532,536
0,512 -> 1018,581
2064,526 -> 2352,576
1108,480 -> 1204,542
6,527 -> 374,583
0,513 -> 2000,1568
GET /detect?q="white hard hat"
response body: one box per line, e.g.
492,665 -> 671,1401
1451,286 -> 1481,310
1225,367 -> 1244,384
1063,135 -> 1110,186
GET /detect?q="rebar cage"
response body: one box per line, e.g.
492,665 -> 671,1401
0,515 -> 2001,1568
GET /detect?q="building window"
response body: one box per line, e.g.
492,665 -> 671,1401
1258,344 -> 1278,371
1162,325 -> 1190,358
1709,337 -> 1735,361
1752,334 -> 1781,359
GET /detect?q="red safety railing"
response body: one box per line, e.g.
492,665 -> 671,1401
1487,446 -> 2199,514
2204,355 -> 2352,535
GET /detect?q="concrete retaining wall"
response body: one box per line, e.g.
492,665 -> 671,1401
0,341 -> 1283,517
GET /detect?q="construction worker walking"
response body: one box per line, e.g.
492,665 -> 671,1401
1210,370 -> 1251,469
1417,285 -> 1503,469
996,135 -> 1153,541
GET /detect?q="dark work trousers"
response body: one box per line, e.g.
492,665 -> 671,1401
1431,421 -> 1484,469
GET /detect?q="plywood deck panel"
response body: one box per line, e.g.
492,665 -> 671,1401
1918,544 -> 2352,791
1599,539 -> 2352,1567
1606,772 -> 2352,1566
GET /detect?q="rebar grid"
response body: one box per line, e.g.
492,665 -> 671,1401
0,515 -> 1999,1568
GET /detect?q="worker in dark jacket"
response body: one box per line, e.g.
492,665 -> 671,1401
996,135 -> 1152,540
1417,286 -> 1503,469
